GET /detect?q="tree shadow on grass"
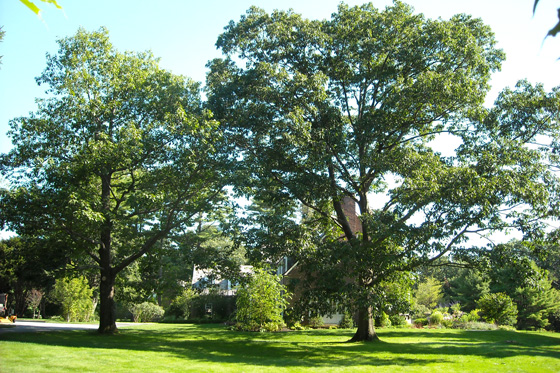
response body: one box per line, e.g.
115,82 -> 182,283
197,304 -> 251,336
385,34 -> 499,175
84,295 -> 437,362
1,324 -> 559,369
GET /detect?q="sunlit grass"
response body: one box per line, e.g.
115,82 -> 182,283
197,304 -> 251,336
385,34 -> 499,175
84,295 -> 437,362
1,323 -> 559,372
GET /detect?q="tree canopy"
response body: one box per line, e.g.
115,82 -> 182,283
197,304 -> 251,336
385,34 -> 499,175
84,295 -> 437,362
207,1 -> 560,341
0,27 -> 229,333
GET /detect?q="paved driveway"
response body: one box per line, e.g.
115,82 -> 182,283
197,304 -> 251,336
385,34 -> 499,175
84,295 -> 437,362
0,320 -> 129,334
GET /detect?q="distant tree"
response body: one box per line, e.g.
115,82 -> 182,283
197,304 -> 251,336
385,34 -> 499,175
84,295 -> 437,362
25,289 -> 43,318
0,237 -> 66,316
515,271 -> 560,330
477,292 -> 518,326
51,276 -> 94,322
414,277 -> 443,310
0,27 -> 229,333
447,269 -> 490,312
235,267 -> 290,331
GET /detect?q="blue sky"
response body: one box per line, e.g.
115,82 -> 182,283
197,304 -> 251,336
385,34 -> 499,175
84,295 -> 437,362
1,0 -> 560,155
0,0 -> 559,240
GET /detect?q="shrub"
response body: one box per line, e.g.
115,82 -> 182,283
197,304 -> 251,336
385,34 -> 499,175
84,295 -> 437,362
498,325 -> 517,331
414,318 -> 429,327
130,302 -> 164,322
477,293 -> 518,326
189,292 -> 237,321
308,315 -> 324,328
290,321 -> 305,330
389,314 -> 408,327
460,321 -> 498,330
375,312 -> 391,327
165,289 -> 196,321
235,267 -> 290,332
467,309 -> 481,322
442,319 -> 453,328
430,311 -> 444,325
51,276 -> 94,322
338,312 -> 355,329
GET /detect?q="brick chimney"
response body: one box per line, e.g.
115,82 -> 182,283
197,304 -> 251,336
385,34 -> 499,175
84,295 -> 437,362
342,196 -> 361,234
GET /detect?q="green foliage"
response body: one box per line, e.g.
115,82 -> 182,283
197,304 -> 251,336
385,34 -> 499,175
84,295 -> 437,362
375,312 -> 391,328
414,318 -> 429,327
338,312 -> 355,329
477,293 -> 518,326
164,289 -> 196,321
514,273 -> 560,330
207,0 -> 554,342
389,314 -> 408,327
188,291 -> 237,321
429,311 -> 444,326
447,269 -> 490,312
129,302 -> 164,323
414,277 -> 443,309
533,0 -> 560,38
307,315 -> 324,329
235,268 -> 289,331
51,276 -> 93,322
1,27 -> 228,332
467,309 -> 481,322
19,0 -> 63,18
456,321 -> 498,331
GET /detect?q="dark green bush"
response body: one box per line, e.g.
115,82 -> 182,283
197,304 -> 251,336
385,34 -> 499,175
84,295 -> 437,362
338,312 -> 355,329
414,318 -> 429,326
389,314 -> 408,327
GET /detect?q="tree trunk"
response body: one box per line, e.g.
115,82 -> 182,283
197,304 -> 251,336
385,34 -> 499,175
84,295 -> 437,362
350,305 -> 379,342
98,270 -> 117,334
98,174 -> 118,334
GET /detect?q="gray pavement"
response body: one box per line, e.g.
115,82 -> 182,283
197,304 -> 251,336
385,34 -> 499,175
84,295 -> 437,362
0,320 -> 131,334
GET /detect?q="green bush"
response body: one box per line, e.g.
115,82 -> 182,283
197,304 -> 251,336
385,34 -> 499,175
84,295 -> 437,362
308,315 -> 324,328
467,309 -> 481,322
477,293 -> 518,326
414,318 -> 429,327
442,319 -> 453,328
375,312 -> 391,327
165,289 -> 196,321
189,292 -> 237,321
338,312 -> 355,329
235,267 -> 289,332
430,311 -> 444,325
130,302 -> 164,323
51,276 -> 94,322
459,321 -> 498,330
389,314 -> 408,327
290,321 -> 305,330
498,325 -> 517,331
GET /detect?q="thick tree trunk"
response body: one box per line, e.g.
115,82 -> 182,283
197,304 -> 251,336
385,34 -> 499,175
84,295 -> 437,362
350,305 -> 379,342
98,270 -> 117,334
98,174 -> 118,334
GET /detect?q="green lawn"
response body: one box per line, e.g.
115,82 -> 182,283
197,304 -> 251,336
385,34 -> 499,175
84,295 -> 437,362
0,323 -> 559,372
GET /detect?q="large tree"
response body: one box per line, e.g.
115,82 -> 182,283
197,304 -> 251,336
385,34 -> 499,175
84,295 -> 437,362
0,28 -> 228,333
207,2 -> 558,341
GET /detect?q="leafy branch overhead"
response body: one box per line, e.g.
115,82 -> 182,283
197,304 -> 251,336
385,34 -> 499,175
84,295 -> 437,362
533,0 -> 560,37
19,0 -> 63,19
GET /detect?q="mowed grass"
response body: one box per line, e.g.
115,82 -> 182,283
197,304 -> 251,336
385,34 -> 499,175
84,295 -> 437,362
1,323 -> 559,372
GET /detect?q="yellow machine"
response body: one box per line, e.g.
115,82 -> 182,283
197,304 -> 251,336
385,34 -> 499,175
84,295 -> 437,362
0,293 -> 16,323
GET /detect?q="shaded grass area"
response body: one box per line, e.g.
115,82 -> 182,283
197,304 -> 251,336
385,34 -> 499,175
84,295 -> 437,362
1,324 -> 559,372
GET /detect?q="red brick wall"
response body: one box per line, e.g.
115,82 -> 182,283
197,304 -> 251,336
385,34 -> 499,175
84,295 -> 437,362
342,196 -> 362,234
